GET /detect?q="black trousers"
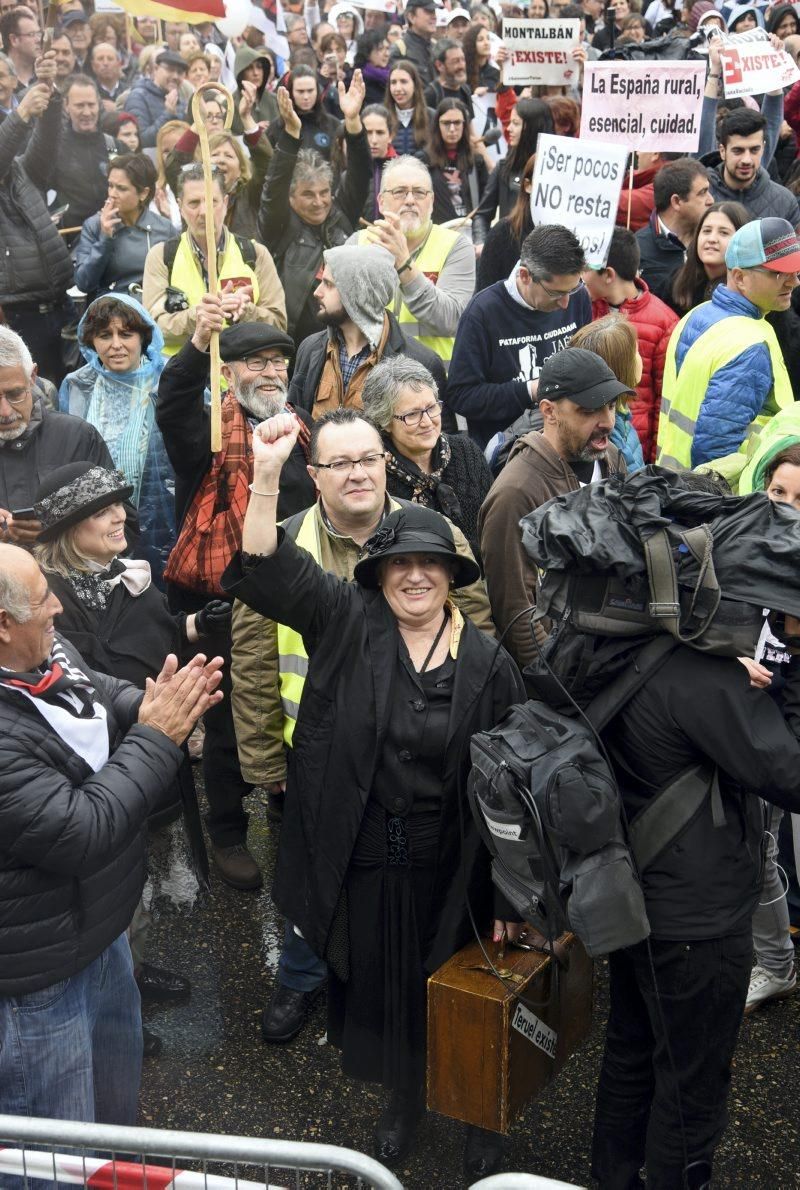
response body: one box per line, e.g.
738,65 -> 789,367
591,928 -> 752,1190
199,626 -> 253,847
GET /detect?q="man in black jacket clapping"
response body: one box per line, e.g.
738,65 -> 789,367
0,543 -> 222,1125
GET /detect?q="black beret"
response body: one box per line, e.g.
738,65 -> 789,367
219,322 -> 295,362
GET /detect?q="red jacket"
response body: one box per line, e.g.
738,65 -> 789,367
496,87 -> 517,139
592,279 -> 678,463
616,164 -> 662,232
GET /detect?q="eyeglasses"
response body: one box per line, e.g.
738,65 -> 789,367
392,400 -> 442,427
534,276 -> 585,300
313,452 -> 386,474
382,186 -> 432,201
440,119 -> 464,128
241,354 -> 290,372
0,386 -> 30,406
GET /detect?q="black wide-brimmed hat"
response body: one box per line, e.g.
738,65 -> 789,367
353,505 -> 480,590
34,463 -> 133,543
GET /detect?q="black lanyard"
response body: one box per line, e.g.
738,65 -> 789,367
420,611 -> 450,674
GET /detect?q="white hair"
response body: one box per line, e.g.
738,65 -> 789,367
380,155 -> 432,193
0,326 -> 33,381
0,570 -> 32,623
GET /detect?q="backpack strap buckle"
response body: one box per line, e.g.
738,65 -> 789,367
649,600 -> 680,618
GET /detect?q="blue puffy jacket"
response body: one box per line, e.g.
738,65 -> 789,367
671,285 -> 779,468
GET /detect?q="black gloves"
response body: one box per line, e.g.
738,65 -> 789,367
195,599 -> 232,637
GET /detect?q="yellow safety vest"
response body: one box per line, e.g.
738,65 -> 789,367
275,509 -> 322,747
357,223 -> 458,363
657,309 -> 793,471
162,232 -> 261,357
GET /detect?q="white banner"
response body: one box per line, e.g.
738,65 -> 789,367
531,133 -> 628,268
715,28 -> 800,98
502,19 -> 581,87
580,60 -> 706,152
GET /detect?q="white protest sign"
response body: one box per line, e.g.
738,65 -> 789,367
580,60 -> 705,152
531,133 -> 628,268
716,28 -> 800,98
94,0 -> 125,11
502,19 -> 581,87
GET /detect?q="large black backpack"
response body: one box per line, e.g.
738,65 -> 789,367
467,636 -> 727,957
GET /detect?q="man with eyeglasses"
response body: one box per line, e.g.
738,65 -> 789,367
658,218 -> 800,472
0,327 -> 118,546
230,404 -> 493,1044
448,224 -> 591,448
156,310 -> 315,891
143,162 -> 287,358
0,5 -> 40,90
353,155 -> 476,367
288,243 -> 448,421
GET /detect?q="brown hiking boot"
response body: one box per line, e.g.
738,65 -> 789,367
210,843 -> 263,890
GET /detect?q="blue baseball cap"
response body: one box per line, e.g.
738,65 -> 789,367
725,218 -> 800,274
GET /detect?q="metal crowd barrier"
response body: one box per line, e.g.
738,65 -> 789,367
0,1116 -> 404,1190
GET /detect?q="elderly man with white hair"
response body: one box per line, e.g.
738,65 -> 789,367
0,326 -> 117,547
0,540 -> 222,1125
288,242 -> 449,418
351,154 -> 476,368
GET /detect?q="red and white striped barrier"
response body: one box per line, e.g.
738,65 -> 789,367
0,1149 -> 286,1189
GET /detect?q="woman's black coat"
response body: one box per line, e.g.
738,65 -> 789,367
472,162 -> 523,245
223,534 -> 524,972
47,571 -> 194,833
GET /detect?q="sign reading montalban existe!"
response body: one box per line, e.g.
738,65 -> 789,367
531,134 -> 628,269
502,19 -> 581,87
580,60 -> 706,152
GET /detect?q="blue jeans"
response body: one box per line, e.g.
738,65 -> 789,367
0,933 -> 142,1124
278,920 -> 327,992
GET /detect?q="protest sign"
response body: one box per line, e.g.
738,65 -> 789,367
715,28 -> 800,98
531,133 -> 628,268
502,19 -> 581,87
580,60 -> 705,152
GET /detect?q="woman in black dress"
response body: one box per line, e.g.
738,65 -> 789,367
223,413 -> 524,1180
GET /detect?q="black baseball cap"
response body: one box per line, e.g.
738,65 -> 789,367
406,0 -> 438,12
538,348 -> 633,411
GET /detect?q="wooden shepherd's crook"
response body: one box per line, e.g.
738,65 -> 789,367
191,83 -> 234,453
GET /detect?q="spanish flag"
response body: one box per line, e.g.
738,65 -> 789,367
111,0 -> 226,24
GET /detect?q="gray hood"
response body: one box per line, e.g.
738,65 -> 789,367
324,245 -> 397,349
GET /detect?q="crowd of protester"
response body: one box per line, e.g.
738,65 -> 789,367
2,0 -> 800,1185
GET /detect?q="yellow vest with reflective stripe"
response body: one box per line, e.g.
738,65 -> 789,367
276,509 -> 321,747
162,232 -> 261,357
657,310 -> 793,471
357,223 -> 457,363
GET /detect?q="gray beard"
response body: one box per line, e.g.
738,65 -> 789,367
576,444 -> 608,463
235,377 -> 288,422
0,422 -> 27,442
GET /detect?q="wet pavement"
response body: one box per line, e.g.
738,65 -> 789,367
140,786 -> 800,1190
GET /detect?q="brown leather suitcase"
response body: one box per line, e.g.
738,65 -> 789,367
427,933 -> 593,1133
